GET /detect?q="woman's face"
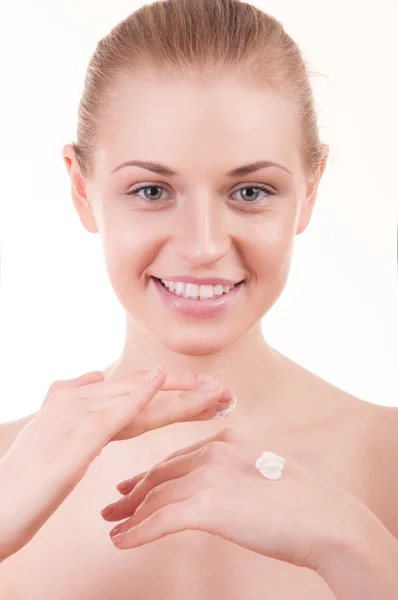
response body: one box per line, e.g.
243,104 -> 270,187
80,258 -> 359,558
64,73 -> 327,356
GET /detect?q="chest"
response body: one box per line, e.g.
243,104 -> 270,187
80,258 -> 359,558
0,529 -> 338,600
0,420 -> 380,600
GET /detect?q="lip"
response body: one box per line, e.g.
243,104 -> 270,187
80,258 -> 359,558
151,276 -> 244,318
153,275 -> 243,286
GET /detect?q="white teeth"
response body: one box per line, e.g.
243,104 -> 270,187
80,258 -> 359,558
175,282 -> 186,295
199,285 -> 216,299
159,279 -> 237,300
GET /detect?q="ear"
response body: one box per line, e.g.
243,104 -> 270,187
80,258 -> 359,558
61,144 -> 99,234
296,143 -> 330,235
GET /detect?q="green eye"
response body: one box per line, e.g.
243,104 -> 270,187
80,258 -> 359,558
125,183 -> 276,204
231,185 -> 275,203
126,185 -> 166,201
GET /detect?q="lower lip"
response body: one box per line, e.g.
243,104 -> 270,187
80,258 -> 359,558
151,277 -> 244,318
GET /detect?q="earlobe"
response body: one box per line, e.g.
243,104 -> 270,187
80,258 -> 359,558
61,143 -> 99,234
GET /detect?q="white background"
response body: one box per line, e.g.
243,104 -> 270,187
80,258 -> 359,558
0,0 -> 397,422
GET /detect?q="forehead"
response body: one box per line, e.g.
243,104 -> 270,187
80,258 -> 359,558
95,73 -> 302,177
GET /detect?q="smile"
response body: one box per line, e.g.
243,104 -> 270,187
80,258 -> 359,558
151,277 -> 244,318
157,278 -> 240,301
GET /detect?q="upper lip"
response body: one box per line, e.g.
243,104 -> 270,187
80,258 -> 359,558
154,275 -> 243,286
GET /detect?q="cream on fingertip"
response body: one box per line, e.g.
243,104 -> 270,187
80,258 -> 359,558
213,393 -> 237,419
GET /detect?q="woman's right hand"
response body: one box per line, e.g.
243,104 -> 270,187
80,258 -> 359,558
0,366 -> 234,563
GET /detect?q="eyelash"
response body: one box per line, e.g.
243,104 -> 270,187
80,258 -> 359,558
125,183 -> 277,205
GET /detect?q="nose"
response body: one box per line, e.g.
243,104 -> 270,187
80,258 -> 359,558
174,193 -> 231,266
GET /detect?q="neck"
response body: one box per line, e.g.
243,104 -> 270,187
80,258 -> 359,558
102,315 -> 292,423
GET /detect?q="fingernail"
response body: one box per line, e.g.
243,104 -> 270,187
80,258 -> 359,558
145,364 -> 163,382
198,379 -> 221,391
116,479 -> 132,493
218,390 -> 234,404
101,504 -> 116,518
214,393 -> 237,419
112,534 -> 125,546
110,524 -> 123,537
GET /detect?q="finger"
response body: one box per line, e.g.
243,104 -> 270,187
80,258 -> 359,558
109,472 -> 199,536
110,383 -> 235,442
130,384 -> 229,434
116,476 -> 145,495
85,368 -> 169,440
102,450 -> 203,521
67,368 -> 167,451
76,369 -> 212,399
115,429 -> 231,495
112,387 -> 231,449
110,498 -> 201,550
161,371 -> 217,391
115,432 -> 225,494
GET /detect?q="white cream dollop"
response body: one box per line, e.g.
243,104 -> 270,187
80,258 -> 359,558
255,451 -> 286,480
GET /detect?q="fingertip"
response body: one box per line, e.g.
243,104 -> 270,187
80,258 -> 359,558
116,479 -> 133,494
92,371 -> 105,380
144,364 -> 164,383
77,371 -> 104,384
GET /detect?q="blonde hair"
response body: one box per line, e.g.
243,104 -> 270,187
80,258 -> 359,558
72,0 -> 326,183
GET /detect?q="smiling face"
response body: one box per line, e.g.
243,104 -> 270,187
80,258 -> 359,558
64,72 -> 327,356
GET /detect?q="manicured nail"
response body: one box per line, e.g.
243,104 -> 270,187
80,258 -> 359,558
145,364 -> 163,382
101,504 -> 116,518
116,479 -> 133,493
112,533 -> 125,546
213,393 -> 237,419
110,524 -> 123,537
198,379 -> 221,392
218,390 -> 234,404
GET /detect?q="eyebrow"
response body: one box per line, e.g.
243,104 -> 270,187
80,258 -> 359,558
111,159 -> 292,177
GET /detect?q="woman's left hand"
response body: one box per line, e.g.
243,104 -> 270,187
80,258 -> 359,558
100,428 -> 362,572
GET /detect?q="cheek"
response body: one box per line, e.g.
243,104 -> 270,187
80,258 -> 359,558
101,219 -> 153,289
247,216 -> 296,280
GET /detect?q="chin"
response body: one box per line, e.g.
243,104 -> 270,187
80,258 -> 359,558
162,334 -> 231,356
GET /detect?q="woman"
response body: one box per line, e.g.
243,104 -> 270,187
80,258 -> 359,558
0,0 -> 397,597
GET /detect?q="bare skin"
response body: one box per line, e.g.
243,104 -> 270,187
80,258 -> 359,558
1,73 -> 396,596
0,351 -> 396,599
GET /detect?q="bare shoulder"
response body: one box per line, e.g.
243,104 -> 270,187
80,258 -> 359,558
357,401 -> 398,540
308,373 -> 398,539
367,402 -> 398,439
359,401 -> 398,464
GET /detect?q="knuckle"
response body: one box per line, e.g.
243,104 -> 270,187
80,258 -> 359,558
149,506 -> 167,526
202,441 -> 226,461
146,482 -> 164,503
164,449 -> 179,462
49,388 -> 75,410
47,380 -> 65,394
219,427 -> 238,443
117,492 -> 131,510
144,465 -> 161,485
43,380 -> 69,406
